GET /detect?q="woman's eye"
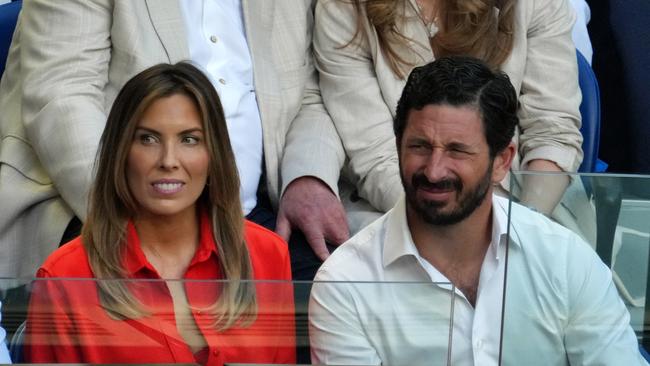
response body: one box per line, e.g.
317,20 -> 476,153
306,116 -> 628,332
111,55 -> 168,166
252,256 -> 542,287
182,135 -> 200,145
139,134 -> 158,144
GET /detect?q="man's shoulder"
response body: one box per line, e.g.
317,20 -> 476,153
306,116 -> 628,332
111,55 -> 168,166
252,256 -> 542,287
316,213 -> 390,282
499,196 -> 599,269
498,196 -> 584,242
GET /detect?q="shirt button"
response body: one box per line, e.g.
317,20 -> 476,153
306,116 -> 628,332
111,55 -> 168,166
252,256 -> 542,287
476,339 -> 483,349
197,310 -> 202,314
210,35 -> 218,43
219,78 -> 226,85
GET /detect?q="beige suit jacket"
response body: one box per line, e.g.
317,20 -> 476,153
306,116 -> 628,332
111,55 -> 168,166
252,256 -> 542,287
0,0 -> 344,278
315,0 -> 584,217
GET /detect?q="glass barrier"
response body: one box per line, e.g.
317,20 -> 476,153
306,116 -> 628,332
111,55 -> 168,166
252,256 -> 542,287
503,171 -> 650,365
0,279 -> 453,365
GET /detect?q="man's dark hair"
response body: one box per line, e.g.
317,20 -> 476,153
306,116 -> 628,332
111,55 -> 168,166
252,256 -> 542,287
394,56 -> 518,158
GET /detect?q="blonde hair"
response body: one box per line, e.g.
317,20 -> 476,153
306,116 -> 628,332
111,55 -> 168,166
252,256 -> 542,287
83,62 -> 256,330
351,0 -> 515,78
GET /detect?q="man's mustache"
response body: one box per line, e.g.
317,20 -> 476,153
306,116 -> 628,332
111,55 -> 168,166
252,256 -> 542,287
411,173 -> 462,191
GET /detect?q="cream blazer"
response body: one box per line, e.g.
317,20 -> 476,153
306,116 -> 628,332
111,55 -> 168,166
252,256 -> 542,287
0,0 -> 344,278
314,0 -> 583,215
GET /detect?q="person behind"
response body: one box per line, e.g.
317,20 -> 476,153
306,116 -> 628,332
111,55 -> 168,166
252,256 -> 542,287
309,57 -> 644,366
24,63 -> 295,365
0,0 -> 346,285
570,0 -> 593,63
314,0 -> 586,233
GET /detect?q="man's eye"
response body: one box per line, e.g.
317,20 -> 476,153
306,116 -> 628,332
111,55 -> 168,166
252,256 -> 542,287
449,148 -> 472,157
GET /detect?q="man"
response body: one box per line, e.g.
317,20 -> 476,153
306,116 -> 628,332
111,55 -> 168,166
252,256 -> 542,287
0,0 -> 347,281
309,57 -> 645,365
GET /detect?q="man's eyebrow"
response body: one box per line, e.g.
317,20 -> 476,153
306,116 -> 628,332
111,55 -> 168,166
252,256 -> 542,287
446,141 -> 476,151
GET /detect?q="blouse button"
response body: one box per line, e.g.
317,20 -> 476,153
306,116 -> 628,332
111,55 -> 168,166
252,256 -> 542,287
210,35 -> 218,43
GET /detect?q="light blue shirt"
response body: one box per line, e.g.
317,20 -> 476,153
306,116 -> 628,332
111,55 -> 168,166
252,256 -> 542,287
179,0 -> 263,215
310,195 -> 645,365
570,0 -> 593,63
0,302 -> 11,364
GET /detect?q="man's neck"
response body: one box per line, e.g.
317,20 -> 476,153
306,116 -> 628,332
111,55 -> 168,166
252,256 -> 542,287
407,196 -> 494,306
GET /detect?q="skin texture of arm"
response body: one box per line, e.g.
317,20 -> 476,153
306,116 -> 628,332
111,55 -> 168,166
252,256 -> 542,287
20,0 -> 114,220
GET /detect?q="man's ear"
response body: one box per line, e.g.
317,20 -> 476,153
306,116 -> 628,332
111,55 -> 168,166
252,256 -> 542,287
491,142 -> 516,183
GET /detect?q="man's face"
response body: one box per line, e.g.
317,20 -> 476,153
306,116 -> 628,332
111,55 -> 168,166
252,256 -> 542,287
399,104 -> 498,226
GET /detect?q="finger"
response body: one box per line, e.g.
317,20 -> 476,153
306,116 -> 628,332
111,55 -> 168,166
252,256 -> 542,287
275,212 -> 292,242
323,220 -> 350,246
303,229 -> 330,261
323,206 -> 351,245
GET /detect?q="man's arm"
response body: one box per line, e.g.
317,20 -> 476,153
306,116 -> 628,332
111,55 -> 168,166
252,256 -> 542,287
564,237 -> 646,365
277,0 -> 349,260
309,270 -> 382,365
20,0 -> 113,220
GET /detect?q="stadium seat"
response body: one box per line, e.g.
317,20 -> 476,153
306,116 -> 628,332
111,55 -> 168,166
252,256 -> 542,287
0,0 -> 21,77
577,50 -> 604,173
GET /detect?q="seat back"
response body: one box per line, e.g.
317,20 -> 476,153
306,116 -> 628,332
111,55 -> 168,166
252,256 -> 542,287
0,0 -> 21,77
577,50 -> 603,172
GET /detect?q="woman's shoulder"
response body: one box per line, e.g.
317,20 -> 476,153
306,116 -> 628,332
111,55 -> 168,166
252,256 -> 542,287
243,220 -> 289,256
243,220 -> 291,277
37,236 -> 94,278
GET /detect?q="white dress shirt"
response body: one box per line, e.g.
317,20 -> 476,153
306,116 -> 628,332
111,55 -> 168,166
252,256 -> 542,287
0,302 -> 10,364
180,0 -> 263,214
570,0 -> 593,63
310,195 -> 645,366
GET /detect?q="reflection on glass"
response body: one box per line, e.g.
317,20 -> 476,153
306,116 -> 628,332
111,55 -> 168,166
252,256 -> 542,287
1,279 -> 453,366
502,171 -> 648,365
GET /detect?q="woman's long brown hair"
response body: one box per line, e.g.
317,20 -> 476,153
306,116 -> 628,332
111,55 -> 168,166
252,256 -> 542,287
351,0 -> 515,78
83,62 -> 256,330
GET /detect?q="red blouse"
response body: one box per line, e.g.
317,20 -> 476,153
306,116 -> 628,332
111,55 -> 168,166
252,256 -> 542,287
25,214 -> 295,365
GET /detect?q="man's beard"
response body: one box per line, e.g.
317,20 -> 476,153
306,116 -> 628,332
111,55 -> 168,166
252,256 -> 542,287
402,164 -> 493,226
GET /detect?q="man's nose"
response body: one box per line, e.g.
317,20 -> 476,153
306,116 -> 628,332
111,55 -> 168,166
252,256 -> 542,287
423,149 -> 449,182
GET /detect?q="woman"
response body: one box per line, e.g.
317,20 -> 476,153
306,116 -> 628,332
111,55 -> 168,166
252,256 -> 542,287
315,0 -> 585,231
24,63 -> 295,365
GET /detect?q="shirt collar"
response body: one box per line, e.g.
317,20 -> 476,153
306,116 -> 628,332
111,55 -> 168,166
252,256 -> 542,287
122,210 -> 219,276
382,194 -> 516,268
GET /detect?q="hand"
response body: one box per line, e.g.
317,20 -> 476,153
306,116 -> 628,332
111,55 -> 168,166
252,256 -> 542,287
276,176 -> 350,261
520,159 -> 570,215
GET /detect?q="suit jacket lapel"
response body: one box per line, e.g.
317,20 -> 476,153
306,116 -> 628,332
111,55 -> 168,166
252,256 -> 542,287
145,0 -> 190,63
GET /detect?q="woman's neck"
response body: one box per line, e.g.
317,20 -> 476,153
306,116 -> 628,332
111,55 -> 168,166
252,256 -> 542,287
133,208 -> 201,279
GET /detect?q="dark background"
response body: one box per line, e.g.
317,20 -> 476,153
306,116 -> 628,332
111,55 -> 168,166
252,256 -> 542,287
588,0 -> 650,173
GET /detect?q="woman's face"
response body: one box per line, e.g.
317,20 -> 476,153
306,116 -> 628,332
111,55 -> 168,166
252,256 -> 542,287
126,93 -> 210,220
